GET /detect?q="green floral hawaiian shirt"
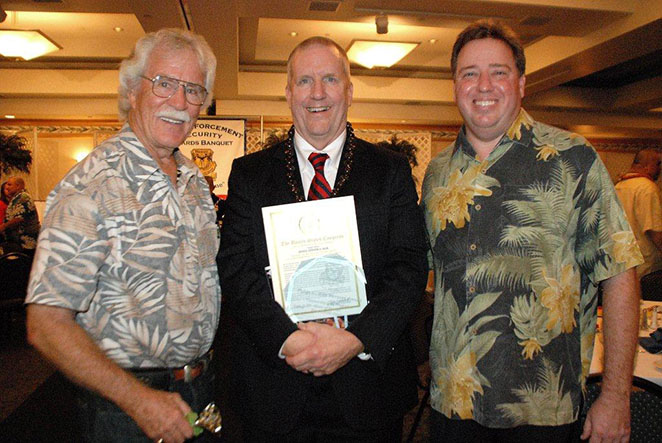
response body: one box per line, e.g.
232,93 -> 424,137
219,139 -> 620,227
421,109 -> 642,428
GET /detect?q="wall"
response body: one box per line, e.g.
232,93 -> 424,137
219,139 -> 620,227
35,135 -> 95,200
2,122 -> 661,211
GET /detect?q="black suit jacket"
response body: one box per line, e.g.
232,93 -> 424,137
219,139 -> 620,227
218,134 -> 428,432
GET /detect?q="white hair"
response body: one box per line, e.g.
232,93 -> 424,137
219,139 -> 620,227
117,28 -> 217,120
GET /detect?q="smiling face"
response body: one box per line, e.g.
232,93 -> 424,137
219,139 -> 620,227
454,38 -> 525,152
285,43 -> 353,150
128,46 -> 204,159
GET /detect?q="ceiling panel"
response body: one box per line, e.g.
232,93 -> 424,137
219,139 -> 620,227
0,0 -> 659,138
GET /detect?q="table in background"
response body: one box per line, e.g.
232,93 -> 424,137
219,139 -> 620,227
590,301 -> 662,386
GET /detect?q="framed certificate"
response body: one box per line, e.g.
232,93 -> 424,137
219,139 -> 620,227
262,196 -> 368,322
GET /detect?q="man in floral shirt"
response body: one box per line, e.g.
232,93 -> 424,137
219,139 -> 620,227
422,20 -> 642,442
25,29 -> 220,443
0,176 -> 40,257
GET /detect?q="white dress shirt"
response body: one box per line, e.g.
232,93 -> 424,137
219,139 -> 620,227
294,129 -> 345,198
283,128 -> 371,361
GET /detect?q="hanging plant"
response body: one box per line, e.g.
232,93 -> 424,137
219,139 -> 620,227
0,133 -> 32,178
262,129 -> 289,150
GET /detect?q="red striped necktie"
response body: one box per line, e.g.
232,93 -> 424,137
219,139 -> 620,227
308,152 -> 333,200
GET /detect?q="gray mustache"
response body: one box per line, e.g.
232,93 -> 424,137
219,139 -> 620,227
156,109 -> 191,123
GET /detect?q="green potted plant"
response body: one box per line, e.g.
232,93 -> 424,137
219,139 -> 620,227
375,135 -> 418,169
0,133 -> 32,182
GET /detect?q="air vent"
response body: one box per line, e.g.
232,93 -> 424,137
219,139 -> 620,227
519,16 -> 551,26
309,1 -> 341,12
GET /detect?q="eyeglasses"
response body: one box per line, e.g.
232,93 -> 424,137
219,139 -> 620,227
140,75 -> 208,106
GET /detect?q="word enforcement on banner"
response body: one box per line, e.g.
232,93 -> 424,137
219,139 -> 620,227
180,118 -> 245,196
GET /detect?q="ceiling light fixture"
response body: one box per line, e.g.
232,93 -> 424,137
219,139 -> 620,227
5,115 -> 15,119
114,27 -> 124,32
375,14 -> 388,34
0,29 -> 61,60
289,31 -> 298,37
347,40 -> 418,69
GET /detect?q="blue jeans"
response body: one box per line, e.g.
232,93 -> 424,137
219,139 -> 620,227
76,367 -> 217,442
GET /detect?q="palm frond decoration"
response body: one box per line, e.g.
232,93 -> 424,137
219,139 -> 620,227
430,285 -> 506,419
375,135 -> 418,169
0,133 -> 32,178
510,293 -> 556,360
497,357 -> 575,426
262,129 -> 289,150
466,250 -> 533,291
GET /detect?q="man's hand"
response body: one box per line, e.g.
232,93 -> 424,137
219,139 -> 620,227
285,322 -> 364,376
281,329 -> 316,357
581,389 -> 630,442
26,305 -> 194,443
123,384 -> 194,443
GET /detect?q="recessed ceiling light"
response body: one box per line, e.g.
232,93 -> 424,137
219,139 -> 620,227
5,115 -> 15,119
347,40 -> 419,69
429,39 -> 438,44
114,27 -> 124,32
0,29 -> 61,60
289,32 -> 298,37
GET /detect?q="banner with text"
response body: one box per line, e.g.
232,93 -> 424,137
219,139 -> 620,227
180,118 -> 245,196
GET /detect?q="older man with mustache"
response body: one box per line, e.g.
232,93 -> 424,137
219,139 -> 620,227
26,28 -> 220,443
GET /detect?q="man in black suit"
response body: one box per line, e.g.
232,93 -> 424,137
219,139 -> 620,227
218,36 -> 428,441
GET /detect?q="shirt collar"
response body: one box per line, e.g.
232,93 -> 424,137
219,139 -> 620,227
455,108 -> 533,162
120,124 -> 196,188
293,128 -> 346,163
8,190 -> 27,205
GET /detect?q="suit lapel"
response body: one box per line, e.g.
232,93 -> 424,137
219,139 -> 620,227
272,141 -> 305,203
335,138 -> 365,197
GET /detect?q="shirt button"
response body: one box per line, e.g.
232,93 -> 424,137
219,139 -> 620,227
475,204 -> 481,211
470,243 -> 477,251
469,286 -> 476,293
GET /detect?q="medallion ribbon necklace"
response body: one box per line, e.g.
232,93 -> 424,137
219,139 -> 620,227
283,122 -> 356,202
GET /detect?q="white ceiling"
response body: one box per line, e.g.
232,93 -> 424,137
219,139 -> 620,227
0,0 -> 661,139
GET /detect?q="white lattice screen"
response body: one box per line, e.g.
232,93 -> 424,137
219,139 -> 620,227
245,126 -> 431,195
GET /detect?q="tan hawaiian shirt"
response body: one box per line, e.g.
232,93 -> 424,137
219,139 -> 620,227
26,125 -> 221,368
421,109 -> 642,427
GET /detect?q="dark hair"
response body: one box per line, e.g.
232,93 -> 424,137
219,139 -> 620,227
632,149 -> 660,167
451,19 -> 525,77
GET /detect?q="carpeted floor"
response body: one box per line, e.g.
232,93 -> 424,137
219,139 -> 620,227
0,310 -> 431,442
0,311 -> 54,421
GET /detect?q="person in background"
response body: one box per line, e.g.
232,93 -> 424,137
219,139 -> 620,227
25,28 -> 220,443
0,181 -> 8,236
204,175 -> 225,224
422,19 -> 642,443
615,149 -> 662,300
218,36 -> 428,441
0,177 -> 40,258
